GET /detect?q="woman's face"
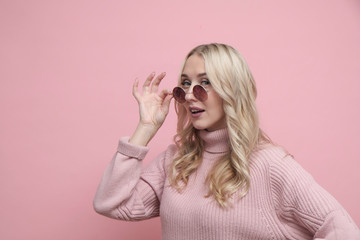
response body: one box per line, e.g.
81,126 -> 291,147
180,54 -> 226,131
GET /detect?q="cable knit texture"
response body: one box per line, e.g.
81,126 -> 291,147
94,129 -> 360,240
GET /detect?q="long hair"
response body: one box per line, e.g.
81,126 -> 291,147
169,43 -> 270,208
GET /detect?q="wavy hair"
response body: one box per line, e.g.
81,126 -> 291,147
169,43 -> 270,208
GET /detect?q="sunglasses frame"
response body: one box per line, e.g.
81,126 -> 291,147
172,85 -> 208,103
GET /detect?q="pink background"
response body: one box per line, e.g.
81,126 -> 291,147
1,0 -> 359,239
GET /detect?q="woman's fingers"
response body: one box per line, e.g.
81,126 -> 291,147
158,88 -> 172,100
151,72 -> 166,93
131,73 -> 172,129
133,72 -> 168,102
158,89 -> 173,114
132,78 -> 140,101
142,72 -> 155,93
161,92 -> 173,113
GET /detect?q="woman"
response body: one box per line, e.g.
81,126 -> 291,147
94,43 -> 360,239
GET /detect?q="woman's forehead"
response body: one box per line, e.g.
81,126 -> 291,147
182,54 -> 206,76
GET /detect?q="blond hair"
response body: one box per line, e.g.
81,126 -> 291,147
169,43 -> 270,208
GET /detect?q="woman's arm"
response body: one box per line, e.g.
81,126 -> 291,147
93,137 -> 157,220
269,155 -> 360,239
93,137 -> 171,220
93,72 -> 173,220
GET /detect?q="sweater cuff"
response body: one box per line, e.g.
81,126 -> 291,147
117,137 -> 150,160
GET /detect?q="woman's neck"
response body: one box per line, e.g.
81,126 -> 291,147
198,128 -> 230,154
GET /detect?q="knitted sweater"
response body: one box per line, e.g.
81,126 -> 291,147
93,129 -> 360,239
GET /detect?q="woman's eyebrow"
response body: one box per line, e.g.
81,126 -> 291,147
197,73 -> 207,78
181,73 -> 207,78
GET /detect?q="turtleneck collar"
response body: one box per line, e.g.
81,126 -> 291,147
198,128 -> 230,153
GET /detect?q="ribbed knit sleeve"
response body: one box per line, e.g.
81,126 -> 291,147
140,144 -> 177,203
93,137 -> 166,221
269,155 -> 360,239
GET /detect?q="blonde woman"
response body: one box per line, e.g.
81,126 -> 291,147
94,43 -> 360,239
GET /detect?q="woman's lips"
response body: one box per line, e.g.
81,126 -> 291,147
189,107 -> 205,118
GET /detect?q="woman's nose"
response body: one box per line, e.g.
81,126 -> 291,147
184,86 -> 197,102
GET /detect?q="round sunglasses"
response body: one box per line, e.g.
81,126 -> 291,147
172,85 -> 208,103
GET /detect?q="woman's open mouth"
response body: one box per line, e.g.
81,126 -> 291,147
189,107 -> 205,117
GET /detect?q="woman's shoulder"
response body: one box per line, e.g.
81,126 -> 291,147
251,144 -> 292,166
249,144 -> 309,177
250,143 -> 315,185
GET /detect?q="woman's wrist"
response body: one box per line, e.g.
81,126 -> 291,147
128,123 -> 159,146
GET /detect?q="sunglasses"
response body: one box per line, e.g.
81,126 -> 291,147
172,85 -> 208,103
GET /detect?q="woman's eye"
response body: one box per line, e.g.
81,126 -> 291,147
181,80 -> 191,87
201,79 -> 211,86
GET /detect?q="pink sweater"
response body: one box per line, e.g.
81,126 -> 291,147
94,129 -> 360,239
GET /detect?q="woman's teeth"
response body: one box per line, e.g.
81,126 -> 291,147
191,109 -> 204,113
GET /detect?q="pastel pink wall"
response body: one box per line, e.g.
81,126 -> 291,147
1,0 -> 359,239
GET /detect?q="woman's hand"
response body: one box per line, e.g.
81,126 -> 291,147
129,72 -> 173,146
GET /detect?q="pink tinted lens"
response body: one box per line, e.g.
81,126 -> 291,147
173,87 -> 186,103
193,85 -> 208,102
